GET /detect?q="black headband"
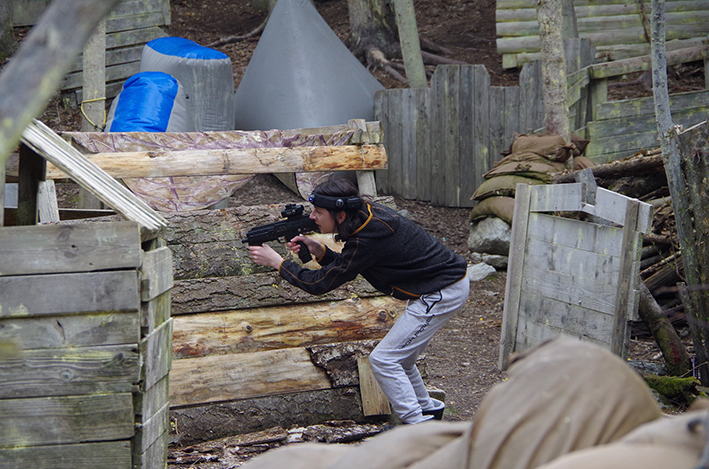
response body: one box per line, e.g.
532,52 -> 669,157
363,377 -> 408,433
308,193 -> 362,210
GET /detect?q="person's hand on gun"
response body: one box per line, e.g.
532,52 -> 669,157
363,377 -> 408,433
286,235 -> 323,260
249,244 -> 284,269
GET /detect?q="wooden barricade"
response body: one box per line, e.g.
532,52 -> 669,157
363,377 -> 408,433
498,182 -> 653,370
0,222 -> 173,469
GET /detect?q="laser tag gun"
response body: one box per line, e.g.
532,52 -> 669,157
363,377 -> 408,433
242,203 -> 319,263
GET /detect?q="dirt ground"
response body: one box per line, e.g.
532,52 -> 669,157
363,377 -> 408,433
15,0 -> 696,466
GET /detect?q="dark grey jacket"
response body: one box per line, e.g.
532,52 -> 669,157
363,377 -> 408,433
279,202 -> 467,300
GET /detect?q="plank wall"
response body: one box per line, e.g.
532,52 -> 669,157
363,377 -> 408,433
0,221 -> 172,469
496,0 -> 709,68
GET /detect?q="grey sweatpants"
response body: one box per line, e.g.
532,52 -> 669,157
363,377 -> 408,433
369,273 -> 470,423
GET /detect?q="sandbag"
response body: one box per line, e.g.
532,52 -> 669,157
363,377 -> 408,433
141,36 -> 235,131
469,336 -> 663,469
471,175 -> 543,201
105,71 -> 195,132
468,196 -> 515,224
483,161 -> 567,182
509,133 -> 574,162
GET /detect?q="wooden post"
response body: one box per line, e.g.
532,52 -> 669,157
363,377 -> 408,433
79,17 -> 106,209
357,356 -> 390,416
16,143 -> 44,225
349,119 -> 378,197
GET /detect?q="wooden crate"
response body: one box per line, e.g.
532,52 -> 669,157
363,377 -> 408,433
0,221 -> 173,469
498,182 -> 652,369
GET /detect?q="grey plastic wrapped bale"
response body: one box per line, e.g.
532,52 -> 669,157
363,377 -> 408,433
233,0 -> 384,131
141,37 -> 235,131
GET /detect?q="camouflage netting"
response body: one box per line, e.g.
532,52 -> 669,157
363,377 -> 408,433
469,133 -> 593,225
68,129 -> 361,211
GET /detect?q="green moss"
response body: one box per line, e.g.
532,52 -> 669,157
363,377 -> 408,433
644,374 -> 701,406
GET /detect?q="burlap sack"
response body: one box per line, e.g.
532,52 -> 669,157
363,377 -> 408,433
468,336 -> 663,469
240,336 -> 663,469
471,175 -> 542,201
509,133 -> 574,162
535,410 -> 709,469
468,196 -> 515,224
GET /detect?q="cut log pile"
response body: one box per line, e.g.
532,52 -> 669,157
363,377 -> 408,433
553,149 -> 686,338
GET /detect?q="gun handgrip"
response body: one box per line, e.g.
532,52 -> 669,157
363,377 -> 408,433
296,240 -> 312,263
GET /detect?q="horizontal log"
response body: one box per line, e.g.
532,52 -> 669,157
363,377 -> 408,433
591,45 -> 709,79
62,121 -> 383,148
0,221 -> 141,276
552,153 -> 664,183
172,296 -> 400,358
169,347 -> 332,407
0,393 -> 134,447
172,272 -> 383,314
45,144 -> 388,179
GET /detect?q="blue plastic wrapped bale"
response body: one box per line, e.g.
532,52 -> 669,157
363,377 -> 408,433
106,71 -> 196,132
141,37 -> 235,131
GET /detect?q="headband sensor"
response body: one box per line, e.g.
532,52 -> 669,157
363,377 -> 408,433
308,193 -> 362,210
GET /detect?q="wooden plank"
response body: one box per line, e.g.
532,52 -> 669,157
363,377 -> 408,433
529,183 -> 584,212
135,374 -> 169,420
45,144 -> 388,179
142,289 -> 171,333
373,90 -> 391,195
0,221 -> 141,276
132,431 -> 169,469
37,180 -> 60,223
523,237 -> 621,285
172,296 -> 400,358
141,318 -> 173,390
514,317 -> 609,353
414,87 -> 432,202
134,402 -> 169,455
0,441 -> 132,469
611,199 -> 642,357
472,65 -> 492,202
400,88 -> 417,199
526,213 -> 625,257
0,270 -> 139,317
357,356 -> 391,416
169,348 -> 332,407
585,187 -> 652,231
381,90 -> 402,196
521,267 -> 620,315
518,292 -> 615,343
21,120 -> 167,232
459,66 -> 475,206
140,246 -> 173,302
488,86 -> 507,179
590,46 -> 709,80
0,344 -> 140,399
0,311 -> 140,350
498,183 -> 532,369
0,393 -> 134,447
593,89 -> 709,121
443,66 -> 462,207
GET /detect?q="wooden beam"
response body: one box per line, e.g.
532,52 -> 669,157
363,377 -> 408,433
358,356 -> 391,416
45,144 -> 388,179
590,45 -> 709,79
172,296 -> 400,357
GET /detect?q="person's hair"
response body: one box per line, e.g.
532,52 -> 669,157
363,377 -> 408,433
311,176 -> 369,241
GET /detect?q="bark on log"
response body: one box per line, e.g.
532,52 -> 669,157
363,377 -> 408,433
637,282 -> 691,376
552,151 -> 664,183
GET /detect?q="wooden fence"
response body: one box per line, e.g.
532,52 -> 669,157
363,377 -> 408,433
13,0 -> 170,104
496,0 -> 709,69
375,40 -> 709,207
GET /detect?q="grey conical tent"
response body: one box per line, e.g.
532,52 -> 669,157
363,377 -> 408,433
234,0 -> 384,131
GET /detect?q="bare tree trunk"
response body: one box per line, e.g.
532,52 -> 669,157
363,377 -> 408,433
0,0 -> 17,59
392,0 -> 426,88
347,0 -> 399,59
537,0 -> 570,141
0,0 -> 122,165
651,0 -> 709,383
